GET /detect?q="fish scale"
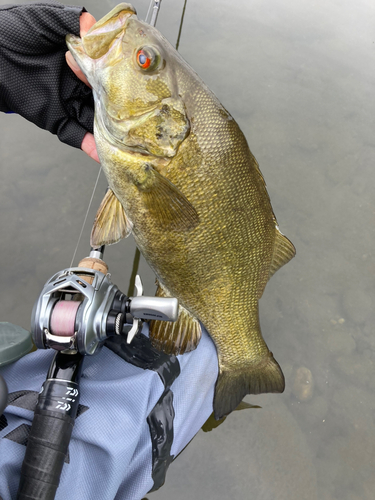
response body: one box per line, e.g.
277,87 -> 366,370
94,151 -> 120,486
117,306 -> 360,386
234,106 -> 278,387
66,3 -> 295,419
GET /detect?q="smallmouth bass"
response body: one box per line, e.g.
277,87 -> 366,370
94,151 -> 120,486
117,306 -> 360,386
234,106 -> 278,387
66,3 -> 295,420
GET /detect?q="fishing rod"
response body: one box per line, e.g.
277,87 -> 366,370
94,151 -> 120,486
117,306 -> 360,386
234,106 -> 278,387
145,0 -> 162,26
17,246 -> 178,500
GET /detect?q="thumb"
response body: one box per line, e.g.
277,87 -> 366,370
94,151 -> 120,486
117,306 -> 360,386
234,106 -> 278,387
81,132 -> 100,163
65,51 -> 91,87
65,12 -> 96,87
80,12 -> 96,37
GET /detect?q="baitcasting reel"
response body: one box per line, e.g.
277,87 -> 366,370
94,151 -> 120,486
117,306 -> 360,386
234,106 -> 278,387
31,249 -> 178,355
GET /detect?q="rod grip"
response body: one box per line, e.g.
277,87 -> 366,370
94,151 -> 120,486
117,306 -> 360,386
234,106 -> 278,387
17,379 -> 80,500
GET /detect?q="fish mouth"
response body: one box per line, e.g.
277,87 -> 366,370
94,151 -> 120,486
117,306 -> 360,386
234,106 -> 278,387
82,3 -> 137,59
65,4 -> 137,83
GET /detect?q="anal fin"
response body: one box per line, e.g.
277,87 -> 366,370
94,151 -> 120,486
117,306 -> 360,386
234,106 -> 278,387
90,188 -> 132,248
269,227 -> 296,280
149,284 -> 202,355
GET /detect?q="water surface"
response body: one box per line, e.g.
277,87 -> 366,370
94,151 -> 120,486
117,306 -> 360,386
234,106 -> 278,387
1,1 -> 374,499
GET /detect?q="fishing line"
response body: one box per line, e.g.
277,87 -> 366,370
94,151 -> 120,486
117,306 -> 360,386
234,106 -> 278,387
69,165 -> 102,268
176,0 -> 188,50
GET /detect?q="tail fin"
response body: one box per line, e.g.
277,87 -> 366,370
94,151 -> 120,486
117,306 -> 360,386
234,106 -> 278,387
213,353 -> 284,420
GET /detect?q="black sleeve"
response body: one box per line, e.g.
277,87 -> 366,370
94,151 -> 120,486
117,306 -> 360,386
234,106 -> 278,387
0,2 -> 94,149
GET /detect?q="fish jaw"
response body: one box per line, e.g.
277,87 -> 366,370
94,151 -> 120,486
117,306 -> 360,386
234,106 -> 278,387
82,3 -> 137,59
65,4 -> 137,92
65,33 -> 96,88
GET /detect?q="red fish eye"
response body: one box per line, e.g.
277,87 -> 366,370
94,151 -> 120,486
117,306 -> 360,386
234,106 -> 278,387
137,49 -> 151,69
136,46 -> 160,71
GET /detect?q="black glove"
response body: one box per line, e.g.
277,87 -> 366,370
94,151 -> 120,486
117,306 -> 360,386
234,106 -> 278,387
0,2 -> 94,149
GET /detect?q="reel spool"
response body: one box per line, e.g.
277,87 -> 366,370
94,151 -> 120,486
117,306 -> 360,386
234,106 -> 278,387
49,300 -> 82,339
31,251 -> 179,355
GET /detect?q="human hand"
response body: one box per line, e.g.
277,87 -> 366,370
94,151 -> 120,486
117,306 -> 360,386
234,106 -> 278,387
0,3 -> 97,160
66,12 -> 99,163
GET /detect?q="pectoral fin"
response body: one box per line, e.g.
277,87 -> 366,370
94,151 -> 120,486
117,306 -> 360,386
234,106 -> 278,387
90,188 -> 132,248
135,164 -> 199,231
149,284 -> 202,355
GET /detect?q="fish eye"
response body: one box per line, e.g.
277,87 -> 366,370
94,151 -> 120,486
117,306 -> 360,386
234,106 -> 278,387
136,46 -> 160,71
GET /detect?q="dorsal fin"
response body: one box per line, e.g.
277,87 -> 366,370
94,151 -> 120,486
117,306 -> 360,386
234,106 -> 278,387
269,228 -> 296,280
149,284 -> 202,355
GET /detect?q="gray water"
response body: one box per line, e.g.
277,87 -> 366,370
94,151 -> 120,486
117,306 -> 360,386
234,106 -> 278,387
1,0 -> 374,499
